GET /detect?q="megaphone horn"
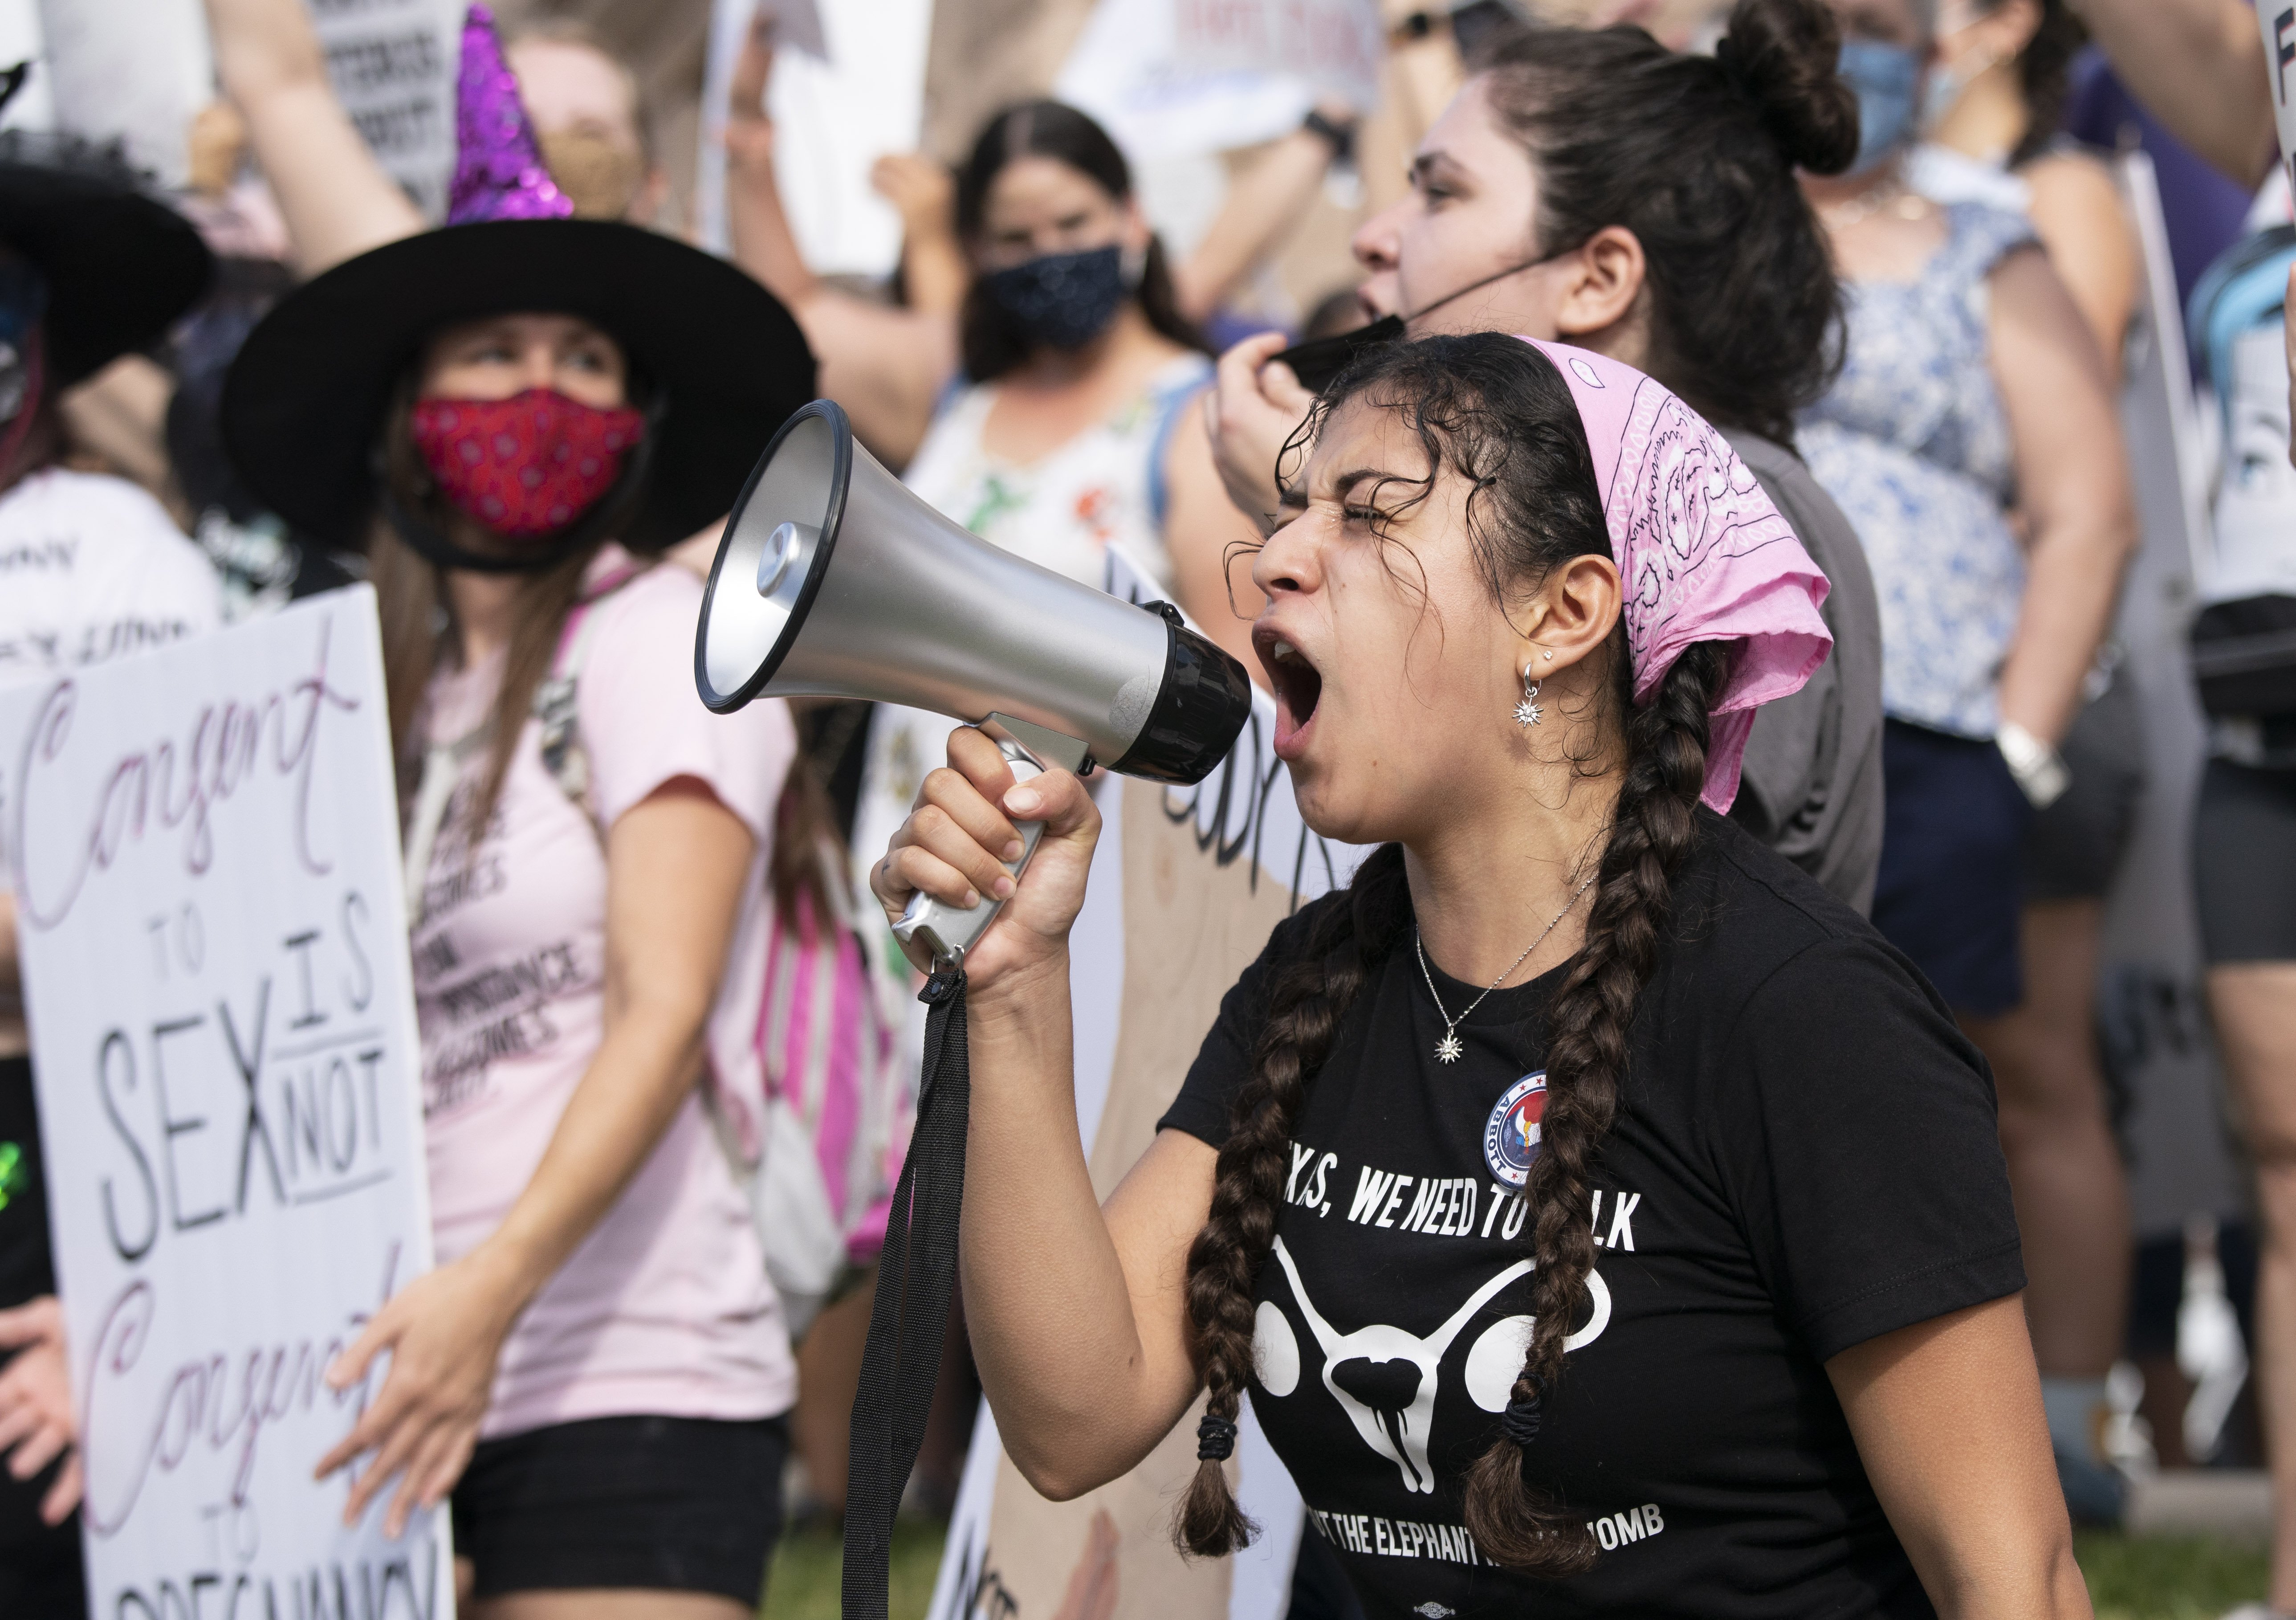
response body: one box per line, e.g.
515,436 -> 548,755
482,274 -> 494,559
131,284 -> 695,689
695,400 -> 1253,963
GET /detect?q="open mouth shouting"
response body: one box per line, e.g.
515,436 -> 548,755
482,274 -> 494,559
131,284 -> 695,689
1257,627 -> 1324,762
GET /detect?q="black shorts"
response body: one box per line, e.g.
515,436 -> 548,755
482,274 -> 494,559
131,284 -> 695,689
2024,668 -> 2145,902
452,1413 -> 788,1602
1872,719 -> 2033,1016
0,1057 -> 81,1620
2194,758 -> 2296,964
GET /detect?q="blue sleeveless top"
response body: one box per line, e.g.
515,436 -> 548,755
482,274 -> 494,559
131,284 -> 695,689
1799,202 -> 2039,738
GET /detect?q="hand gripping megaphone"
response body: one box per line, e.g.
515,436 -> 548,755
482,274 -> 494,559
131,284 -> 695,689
694,399 -> 1253,964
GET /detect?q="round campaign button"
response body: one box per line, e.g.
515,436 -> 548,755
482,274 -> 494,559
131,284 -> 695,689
1483,1072 -> 1547,1191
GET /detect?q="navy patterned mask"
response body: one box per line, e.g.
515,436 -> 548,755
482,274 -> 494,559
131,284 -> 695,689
983,245 -> 1128,352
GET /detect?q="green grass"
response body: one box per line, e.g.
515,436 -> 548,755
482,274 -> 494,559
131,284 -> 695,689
764,1519 -> 946,1620
760,1522 -> 2270,1620
2079,1531 -> 2272,1620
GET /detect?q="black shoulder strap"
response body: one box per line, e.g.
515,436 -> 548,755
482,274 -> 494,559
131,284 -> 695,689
843,961 -> 970,1620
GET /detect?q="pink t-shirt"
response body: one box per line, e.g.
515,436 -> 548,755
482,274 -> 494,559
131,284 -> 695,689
411,550 -> 798,1438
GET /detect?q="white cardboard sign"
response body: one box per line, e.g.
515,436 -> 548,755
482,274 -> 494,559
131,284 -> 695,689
0,588 -> 449,1620
309,0 -> 461,222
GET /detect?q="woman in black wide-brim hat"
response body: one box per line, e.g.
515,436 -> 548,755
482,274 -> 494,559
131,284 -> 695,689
0,71 -> 220,1620
222,12 -> 815,1612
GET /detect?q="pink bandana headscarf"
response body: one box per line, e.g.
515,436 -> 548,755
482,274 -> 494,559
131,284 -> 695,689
1520,338 -> 1833,812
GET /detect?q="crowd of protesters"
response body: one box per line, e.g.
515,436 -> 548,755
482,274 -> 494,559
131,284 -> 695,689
0,0 -> 2295,1615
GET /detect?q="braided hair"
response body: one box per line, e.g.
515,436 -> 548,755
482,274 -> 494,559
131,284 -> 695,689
1174,333 -> 1732,1574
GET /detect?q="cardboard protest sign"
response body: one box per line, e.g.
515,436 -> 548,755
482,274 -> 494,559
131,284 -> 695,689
0,588 -> 449,1620
845,547 -> 1366,1620
309,0 -> 461,220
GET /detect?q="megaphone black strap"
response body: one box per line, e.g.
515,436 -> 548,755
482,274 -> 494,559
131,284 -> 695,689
843,960 -> 970,1620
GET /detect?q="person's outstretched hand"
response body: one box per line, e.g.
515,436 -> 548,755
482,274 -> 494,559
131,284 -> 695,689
316,1249 -> 525,1538
871,153 -> 956,242
869,725 -> 1101,994
0,1295 -> 81,1525
725,6 -> 778,175
1205,331 -> 1316,533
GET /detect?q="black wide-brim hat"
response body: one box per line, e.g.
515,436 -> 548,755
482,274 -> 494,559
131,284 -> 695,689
0,133 -> 213,387
221,218 -> 817,551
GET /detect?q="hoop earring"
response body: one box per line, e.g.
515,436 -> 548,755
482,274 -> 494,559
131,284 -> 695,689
1514,665 -> 1544,728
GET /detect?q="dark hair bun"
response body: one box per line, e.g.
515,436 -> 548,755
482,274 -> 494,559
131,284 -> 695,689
1718,0 -> 1860,176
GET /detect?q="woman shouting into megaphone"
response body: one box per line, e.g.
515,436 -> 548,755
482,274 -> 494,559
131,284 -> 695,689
871,334 -> 2090,1620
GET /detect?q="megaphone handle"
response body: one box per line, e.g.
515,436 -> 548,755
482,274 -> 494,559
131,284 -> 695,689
893,734 -> 1059,966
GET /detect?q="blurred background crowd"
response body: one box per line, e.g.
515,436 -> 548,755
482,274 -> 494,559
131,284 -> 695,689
3,0 -> 2296,1613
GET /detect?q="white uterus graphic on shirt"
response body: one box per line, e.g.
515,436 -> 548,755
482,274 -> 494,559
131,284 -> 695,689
1261,1236 -> 1610,1494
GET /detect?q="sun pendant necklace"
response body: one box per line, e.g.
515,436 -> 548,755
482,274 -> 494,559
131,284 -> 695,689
1414,868 -> 1599,1064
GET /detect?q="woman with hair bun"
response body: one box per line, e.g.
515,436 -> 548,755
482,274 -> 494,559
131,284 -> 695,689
1198,0 -> 1888,914
874,331 -> 2088,1618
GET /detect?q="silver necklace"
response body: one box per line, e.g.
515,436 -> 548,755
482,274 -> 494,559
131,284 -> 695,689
1414,868 -> 1600,1064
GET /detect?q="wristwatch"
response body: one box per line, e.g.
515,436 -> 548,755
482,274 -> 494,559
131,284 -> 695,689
1996,720 -> 2070,809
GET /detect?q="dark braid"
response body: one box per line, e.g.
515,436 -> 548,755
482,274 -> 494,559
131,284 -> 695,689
1176,331 -> 1734,1571
1460,638 -> 1728,1571
1176,845 -> 1412,1554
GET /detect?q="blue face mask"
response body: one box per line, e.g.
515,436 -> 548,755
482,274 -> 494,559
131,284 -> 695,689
1837,39 -> 1925,174
983,245 -> 1128,352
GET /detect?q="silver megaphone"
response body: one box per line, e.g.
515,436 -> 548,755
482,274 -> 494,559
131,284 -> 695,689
695,400 -> 1253,963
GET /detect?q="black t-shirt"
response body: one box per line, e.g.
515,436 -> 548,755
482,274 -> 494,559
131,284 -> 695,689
0,1056 -> 54,1310
1159,813 -> 2021,1620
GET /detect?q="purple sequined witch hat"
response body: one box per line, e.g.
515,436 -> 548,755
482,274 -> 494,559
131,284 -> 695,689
220,4 -> 815,551
448,4 -> 572,224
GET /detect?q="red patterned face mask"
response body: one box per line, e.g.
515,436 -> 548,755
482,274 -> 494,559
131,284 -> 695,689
410,388 -> 647,538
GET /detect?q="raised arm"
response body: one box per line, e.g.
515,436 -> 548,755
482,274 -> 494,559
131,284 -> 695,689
2068,0 -> 2276,187
1830,1296 -> 2092,1619
1171,113 -> 1352,328
872,152 -> 969,318
869,727 -> 1211,1496
1164,393 -> 1274,678
723,12 -> 956,466
318,778 -> 755,1532
1989,246 -> 2138,751
201,0 -> 425,274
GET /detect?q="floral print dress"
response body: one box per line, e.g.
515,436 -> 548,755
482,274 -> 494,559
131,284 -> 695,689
900,352 -> 1212,593
1799,202 -> 2039,739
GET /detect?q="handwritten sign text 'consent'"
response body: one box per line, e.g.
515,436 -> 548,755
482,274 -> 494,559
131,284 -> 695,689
0,587 -> 448,1620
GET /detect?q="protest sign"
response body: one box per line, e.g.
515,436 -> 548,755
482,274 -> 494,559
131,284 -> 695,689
0,1 -> 55,134
697,0 -> 933,274
31,0 -> 210,184
1056,0 -> 1378,165
848,547 -> 1366,1620
0,588 -> 448,1620
308,0 -> 461,220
